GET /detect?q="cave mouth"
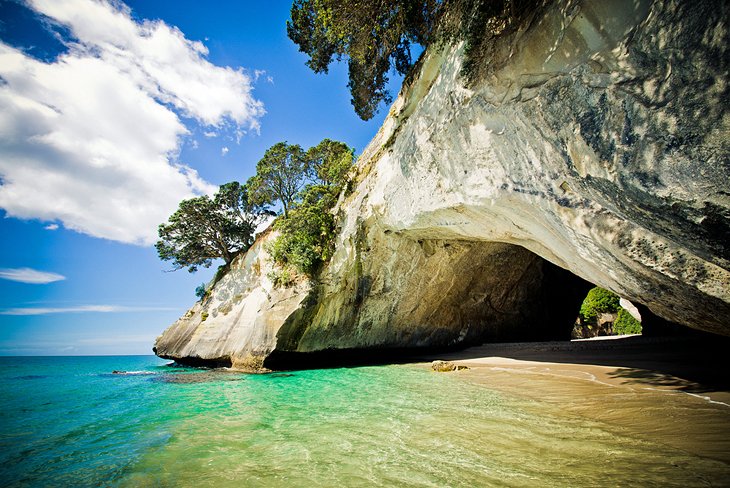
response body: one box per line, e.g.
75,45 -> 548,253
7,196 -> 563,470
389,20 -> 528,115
272,239 -> 601,369
571,286 -> 644,339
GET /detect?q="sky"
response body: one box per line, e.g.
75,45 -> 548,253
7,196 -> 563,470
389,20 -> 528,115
0,0 -> 400,355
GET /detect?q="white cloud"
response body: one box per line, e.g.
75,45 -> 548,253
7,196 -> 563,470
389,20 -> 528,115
0,0 -> 265,245
0,267 -> 65,284
221,146 -> 229,156
0,304 -> 176,315
253,69 -> 274,85
203,131 -> 217,138
44,223 -> 59,230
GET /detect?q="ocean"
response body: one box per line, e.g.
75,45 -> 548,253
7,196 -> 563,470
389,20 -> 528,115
1,355 -> 728,487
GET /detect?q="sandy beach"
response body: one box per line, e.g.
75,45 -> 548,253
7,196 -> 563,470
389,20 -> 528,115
423,335 -> 730,464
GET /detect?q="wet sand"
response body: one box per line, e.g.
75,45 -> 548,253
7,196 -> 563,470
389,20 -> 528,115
423,335 -> 730,465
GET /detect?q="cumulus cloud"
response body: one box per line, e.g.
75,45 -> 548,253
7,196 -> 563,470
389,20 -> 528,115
0,0 -> 265,245
0,304 -> 176,315
221,146 -> 229,156
44,223 -> 59,230
0,267 -> 66,284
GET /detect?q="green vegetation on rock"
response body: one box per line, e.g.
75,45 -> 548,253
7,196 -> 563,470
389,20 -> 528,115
287,0 -> 537,120
156,182 -> 270,273
614,308 -> 642,335
156,138 -> 353,286
195,283 -> 207,301
263,139 -> 354,280
579,287 -> 620,324
269,185 -> 339,275
577,286 -> 642,336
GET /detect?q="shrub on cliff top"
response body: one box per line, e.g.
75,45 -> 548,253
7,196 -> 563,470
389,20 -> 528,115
269,184 -> 339,276
261,139 -> 354,281
195,283 -> 207,300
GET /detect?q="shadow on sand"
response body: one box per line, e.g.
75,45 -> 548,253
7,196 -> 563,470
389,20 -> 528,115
425,334 -> 730,395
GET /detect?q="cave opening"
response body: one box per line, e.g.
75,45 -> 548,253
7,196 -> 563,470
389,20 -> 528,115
570,286 -> 643,340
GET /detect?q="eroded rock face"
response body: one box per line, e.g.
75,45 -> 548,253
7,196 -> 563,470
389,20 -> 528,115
155,0 -> 729,367
276,229 -> 590,354
153,229 -> 311,370
332,0 -> 728,335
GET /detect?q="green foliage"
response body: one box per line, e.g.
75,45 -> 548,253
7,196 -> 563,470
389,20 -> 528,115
287,0 -> 535,120
579,287 -> 620,324
270,185 -> 339,275
267,267 -> 295,288
265,138 -> 355,281
201,312 -> 209,322
288,0 -> 440,120
614,308 -> 642,335
439,0 -> 535,82
156,181 -> 268,273
195,283 -> 207,300
248,142 -> 308,219
306,138 -> 355,187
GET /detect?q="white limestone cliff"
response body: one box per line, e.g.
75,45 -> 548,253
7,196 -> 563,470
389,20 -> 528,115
155,0 -> 729,367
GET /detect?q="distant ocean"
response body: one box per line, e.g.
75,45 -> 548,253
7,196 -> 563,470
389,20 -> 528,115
1,355 -> 726,487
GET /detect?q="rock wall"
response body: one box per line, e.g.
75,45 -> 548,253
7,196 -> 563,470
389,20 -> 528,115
153,229 -> 311,369
155,0 -> 729,367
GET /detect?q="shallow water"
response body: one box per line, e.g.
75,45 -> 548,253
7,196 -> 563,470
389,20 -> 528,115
1,356 -> 728,487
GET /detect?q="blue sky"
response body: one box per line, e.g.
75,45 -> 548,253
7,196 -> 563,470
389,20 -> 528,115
0,0 -> 399,355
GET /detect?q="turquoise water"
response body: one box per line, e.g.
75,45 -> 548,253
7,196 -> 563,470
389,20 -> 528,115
1,356 -> 727,487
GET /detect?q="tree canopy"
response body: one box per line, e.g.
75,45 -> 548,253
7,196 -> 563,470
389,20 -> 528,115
306,138 -> 355,187
579,287 -> 621,324
248,139 -> 355,218
248,142 -> 308,219
287,0 -> 440,120
266,138 -> 355,278
287,0 -> 535,120
156,182 -> 269,273
157,139 -> 355,281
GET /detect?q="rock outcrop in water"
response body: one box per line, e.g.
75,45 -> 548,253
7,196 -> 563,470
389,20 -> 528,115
155,0 -> 729,368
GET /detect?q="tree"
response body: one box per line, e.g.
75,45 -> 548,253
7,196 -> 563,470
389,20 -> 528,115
195,283 -> 207,300
287,0 -> 440,120
287,0 -> 534,120
156,182 -> 267,272
269,184 -> 339,275
579,287 -> 621,325
614,308 -> 642,335
266,138 -> 355,279
306,138 -> 355,188
248,142 -> 308,219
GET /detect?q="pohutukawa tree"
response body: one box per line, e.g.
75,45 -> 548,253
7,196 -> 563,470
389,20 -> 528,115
287,0 -> 534,120
248,142 -> 309,219
156,182 -> 270,272
306,138 -> 355,188
287,0 -> 440,120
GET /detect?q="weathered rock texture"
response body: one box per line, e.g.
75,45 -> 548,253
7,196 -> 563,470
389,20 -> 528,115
155,0 -> 729,367
154,229 -> 311,369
